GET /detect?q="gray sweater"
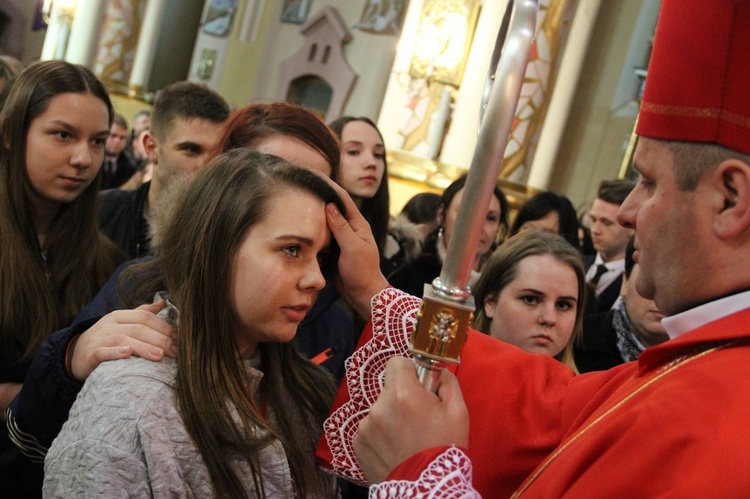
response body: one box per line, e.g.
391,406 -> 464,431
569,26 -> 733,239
43,356 -> 333,497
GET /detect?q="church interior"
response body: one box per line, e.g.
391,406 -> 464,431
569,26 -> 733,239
1,0 -> 660,213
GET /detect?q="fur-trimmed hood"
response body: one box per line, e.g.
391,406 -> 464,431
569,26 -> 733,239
382,215 -> 425,279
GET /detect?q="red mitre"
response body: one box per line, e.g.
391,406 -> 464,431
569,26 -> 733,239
637,0 -> 750,155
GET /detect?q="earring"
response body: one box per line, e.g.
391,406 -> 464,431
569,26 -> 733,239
437,226 -> 445,247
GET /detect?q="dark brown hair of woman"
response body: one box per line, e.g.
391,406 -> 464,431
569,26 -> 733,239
0,60 -> 123,364
121,149 -> 345,497
329,116 -> 391,254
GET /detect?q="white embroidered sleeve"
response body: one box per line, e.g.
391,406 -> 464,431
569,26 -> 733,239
368,446 -> 479,498
323,288 -> 421,485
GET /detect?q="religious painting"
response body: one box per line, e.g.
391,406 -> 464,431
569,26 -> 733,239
354,0 -> 408,35
281,0 -> 312,25
497,0 -> 580,183
408,0 -> 479,86
93,0 -> 147,89
202,0 -> 239,37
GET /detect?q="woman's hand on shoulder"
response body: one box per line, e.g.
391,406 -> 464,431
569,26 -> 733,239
68,301 -> 177,381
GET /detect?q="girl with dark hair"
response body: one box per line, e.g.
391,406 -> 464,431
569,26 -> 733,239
328,116 -> 390,253
45,150 -> 344,497
509,190 -> 580,250
209,104 -> 354,380
472,229 -> 584,370
0,60 -> 124,495
330,117 -> 428,291
389,174 -> 509,297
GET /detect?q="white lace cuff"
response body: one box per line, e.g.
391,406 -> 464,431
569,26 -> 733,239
323,287 -> 422,485
368,446 -> 479,498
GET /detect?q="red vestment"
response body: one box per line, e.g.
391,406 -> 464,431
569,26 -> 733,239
316,288 -> 750,497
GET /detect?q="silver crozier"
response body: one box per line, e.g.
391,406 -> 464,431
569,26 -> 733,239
410,0 -> 539,392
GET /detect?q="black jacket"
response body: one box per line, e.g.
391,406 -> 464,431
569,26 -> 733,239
574,309 -> 626,373
583,255 -> 623,314
100,151 -> 139,190
97,181 -> 151,259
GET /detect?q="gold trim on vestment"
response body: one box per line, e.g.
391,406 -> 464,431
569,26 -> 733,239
511,340 -> 742,497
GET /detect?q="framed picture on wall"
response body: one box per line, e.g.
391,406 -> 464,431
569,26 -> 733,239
354,0 -> 408,35
281,0 -> 312,25
202,0 -> 239,37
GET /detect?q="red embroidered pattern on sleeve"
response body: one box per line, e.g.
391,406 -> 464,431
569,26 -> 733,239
323,288 -> 421,485
369,446 -> 478,498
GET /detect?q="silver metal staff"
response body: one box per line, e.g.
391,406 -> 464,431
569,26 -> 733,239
410,0 -> 539,392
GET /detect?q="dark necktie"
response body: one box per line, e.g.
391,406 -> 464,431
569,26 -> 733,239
106,158 -> 116,175
590,264 -> 609,286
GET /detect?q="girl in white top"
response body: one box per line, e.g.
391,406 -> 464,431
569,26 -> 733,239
44,150 -> 345,497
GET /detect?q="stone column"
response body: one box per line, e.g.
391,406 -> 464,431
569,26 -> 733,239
64,0 -> 108,67
40,19 -> 63,61
40,1 -> 76,61
438,0 -> 511,170
127,0 -> 167,97
527,0 -> 603,190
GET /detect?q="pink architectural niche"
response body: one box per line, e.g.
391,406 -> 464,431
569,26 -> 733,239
277,6 -> 357,118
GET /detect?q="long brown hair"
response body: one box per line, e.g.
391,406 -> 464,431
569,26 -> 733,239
122,150 -> 342,498
472,229 -> 585,369
0,60 -> 123,364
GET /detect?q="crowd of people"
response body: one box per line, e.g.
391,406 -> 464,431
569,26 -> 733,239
2,0 -> 749,496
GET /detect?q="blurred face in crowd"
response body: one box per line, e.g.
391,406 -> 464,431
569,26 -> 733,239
622,263 -> 668,347
105,122 -> 128,157
518,210 -> 560,235
483,254 -> 578,357
441,187 -> 502,264
589,198 -> 633,262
